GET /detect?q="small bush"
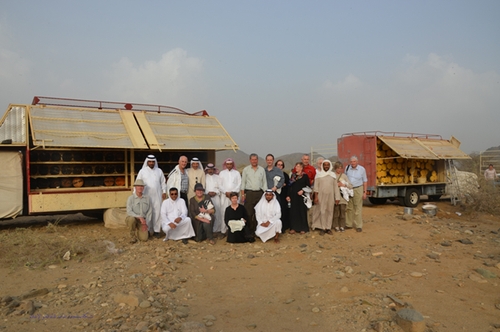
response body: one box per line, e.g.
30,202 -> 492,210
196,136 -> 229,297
463,178 -> 500,215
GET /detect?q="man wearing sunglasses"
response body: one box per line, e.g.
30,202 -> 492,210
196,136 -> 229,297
160,187 -> 195,244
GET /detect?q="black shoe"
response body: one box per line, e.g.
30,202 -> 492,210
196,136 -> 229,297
247,237 -> 256,243
154,232 -> 161,239
356,228 -> 362,232
345,226 -> 353,230
182,239 -> 188,245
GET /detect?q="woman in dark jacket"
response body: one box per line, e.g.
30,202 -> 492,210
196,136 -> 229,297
224,192 -> 254,243
286,162 -> 310,234
275,159 -> 290,232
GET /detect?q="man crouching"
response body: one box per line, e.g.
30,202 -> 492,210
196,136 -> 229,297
126,179 -> 151,243
160,187 -> 195,244
255,189 -> 282,243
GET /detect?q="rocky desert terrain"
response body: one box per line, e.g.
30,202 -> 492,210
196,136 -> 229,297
1,198 -> 500,332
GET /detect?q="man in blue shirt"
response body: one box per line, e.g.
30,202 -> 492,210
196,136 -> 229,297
345,156 -> 367,232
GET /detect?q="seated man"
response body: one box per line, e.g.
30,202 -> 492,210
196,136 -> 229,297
160,187 -> 195,244
126,179 -> 151,243
188,183 -> 216,245
255,189 -> 282,243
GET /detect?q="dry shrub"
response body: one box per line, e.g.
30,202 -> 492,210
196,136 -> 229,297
463,178 -> 500,215
0,224 -> 112,270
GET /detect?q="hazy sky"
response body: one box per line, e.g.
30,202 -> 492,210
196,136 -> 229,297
1,1 -> 499,157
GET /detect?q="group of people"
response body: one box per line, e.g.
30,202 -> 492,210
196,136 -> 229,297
126,153 -> 368,245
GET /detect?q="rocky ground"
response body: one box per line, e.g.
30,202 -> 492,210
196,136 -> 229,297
1,199 -> 500,332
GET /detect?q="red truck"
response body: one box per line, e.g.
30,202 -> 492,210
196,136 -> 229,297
337,132 -> 470,207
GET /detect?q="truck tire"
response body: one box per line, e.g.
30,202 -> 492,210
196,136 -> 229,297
368,197 -> 387,205
404,188 -> 420,207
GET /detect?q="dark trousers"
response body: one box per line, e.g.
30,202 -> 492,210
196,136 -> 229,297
244,189 -> 263,235
180,192 -> 188,208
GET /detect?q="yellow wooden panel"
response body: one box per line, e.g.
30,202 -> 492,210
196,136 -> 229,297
29,191 -> 131,213
133,112 -> 162,151
119,111 -> 149,149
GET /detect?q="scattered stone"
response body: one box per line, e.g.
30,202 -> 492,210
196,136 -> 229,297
464,230 -> 473,235
246,324 -> 257,329
468,274 -> 487,283
387,295 -> 407,308
203,314 -> 216,321
181,321 -> 207,332
113,292 -> 145,307
135,321 -> 148,332
312,307 -> 320,313
1,296 -> 13,304
63,250 -> 71,261
176,306 -> 190,318
247,254 -> 255,259
299,244 -> 307,248
372,321 -> 384,332
410,272 -> 423,278
19,288 -> 49,300
18,300 -> 35,315
395,308 -> 425,332
142,276 -> 154,285
285,299 -> 295,304
426,253 -> 440,260
139,300 -> 151,308
361,299 -> 374,306
495,304 -> 500,310
458,239 -> 473,245
340,286 -> 349,293
476,268 -> 497,279
402,214 -> 413,221
372,252 -> 383,257
440,241 -> 452,247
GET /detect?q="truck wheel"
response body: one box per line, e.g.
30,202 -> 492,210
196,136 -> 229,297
404,188 -> 420,207
428,195 -> 441,201
368,197 -> 387,205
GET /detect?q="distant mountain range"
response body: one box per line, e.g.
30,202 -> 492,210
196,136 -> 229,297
216,150 -> 338,173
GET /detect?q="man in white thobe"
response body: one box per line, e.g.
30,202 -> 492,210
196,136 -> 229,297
204,163 -> 224,234
166,155 -> 189,206
218,158 -> 241,235
255,190 -> 282,243
161,187 -> 195,243
136,155 -> 167,238
187,157 -> 206,202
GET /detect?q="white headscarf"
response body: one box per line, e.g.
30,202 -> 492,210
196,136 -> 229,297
315,160 -> 336,179
142,154 -> 159,170
255,190 -> 281,220
190,157 -> 204,170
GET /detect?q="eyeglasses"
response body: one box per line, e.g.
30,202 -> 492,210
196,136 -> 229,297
276,164 -> 283,167
170,193 -> 178,196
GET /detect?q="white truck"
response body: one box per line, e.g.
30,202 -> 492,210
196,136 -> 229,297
0,96 -> 238,219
